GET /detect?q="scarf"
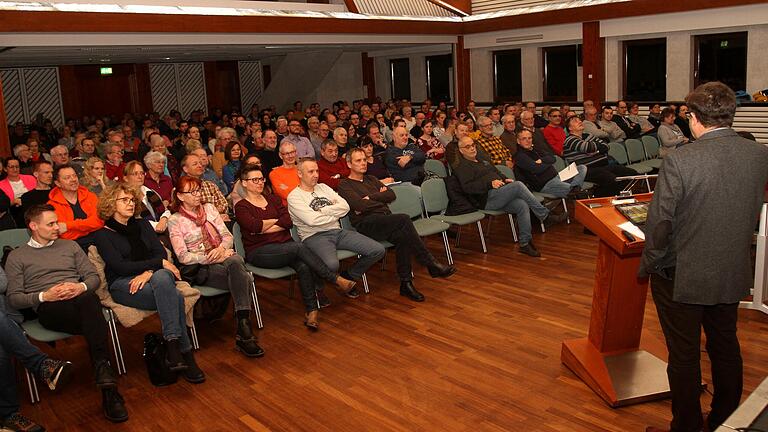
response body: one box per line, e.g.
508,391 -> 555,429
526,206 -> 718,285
106,217 -> 149,261
178,205 -> 222,252
141,189 -> 166,222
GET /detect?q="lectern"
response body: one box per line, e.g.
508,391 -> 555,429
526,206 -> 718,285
561,194 -> 670,407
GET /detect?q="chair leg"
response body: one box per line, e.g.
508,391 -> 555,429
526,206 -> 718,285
455,226 -> 462,247
106,309 -> 126,375
540,220 -> 546,233
476,221 -> 487,253
361,272 -> 370,294
380,250 -> 387,271
562,198 -> 570,224
441,231 -> 454,265
645,177 -> 652,192
507,214 -> 518,243
189,321 -> 200,350
250,278 -> 264,329
25,368 -> 39,404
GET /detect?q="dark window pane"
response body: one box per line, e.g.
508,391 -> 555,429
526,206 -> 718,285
543,45 -> 578,101
426,54 -> 453,103
493,49 -> 522,103
624,39 -> 666,101
390,58 -> 411,101
696,32 -> 748,92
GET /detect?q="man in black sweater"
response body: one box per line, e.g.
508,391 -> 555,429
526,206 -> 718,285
338,148 -> 455,302
20,161 -> 53,215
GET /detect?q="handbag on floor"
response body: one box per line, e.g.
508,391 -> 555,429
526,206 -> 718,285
142,333 -> 178,387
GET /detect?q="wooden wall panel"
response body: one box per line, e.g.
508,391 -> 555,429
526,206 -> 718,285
361,52 -> 376,102
0,76 -> 9,157
455,36 -> 471,111
582,21 -> 605,106
204,61 -> 241,114
60,63 -> 156,119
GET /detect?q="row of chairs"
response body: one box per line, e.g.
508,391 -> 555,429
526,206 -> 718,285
607,135 -> 663,174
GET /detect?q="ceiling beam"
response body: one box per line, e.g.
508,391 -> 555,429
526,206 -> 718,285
426,0 -> 470,16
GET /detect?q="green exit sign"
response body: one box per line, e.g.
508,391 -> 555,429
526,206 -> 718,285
100,67 -> 113,75
720,40 -> 728,48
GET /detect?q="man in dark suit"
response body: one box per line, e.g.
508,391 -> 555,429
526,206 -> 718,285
641,82 -> 768,432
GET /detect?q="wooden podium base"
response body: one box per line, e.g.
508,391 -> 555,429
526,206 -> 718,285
562,338 -> 670,407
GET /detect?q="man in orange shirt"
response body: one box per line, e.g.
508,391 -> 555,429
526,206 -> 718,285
47,164 -> 103,249
269,141 -> 300,205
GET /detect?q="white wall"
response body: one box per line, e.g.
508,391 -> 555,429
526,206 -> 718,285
305,51 -> 365,109
370,45 -> 453,102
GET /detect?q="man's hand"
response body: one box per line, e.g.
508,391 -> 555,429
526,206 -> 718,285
397,155 -> 412,168
362,196 -> 370,200
534,159 -> 542,164
381,177 -> 395,184
379,186 -> 387,193
491,179 -> 504,189
42,282 -> 85,302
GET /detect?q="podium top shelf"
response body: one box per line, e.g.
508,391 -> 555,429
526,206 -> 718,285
574,193 -> 653,256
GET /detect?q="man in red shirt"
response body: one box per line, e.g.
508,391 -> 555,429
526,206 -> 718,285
542,109 -> 566,156
317,140 -> 349,190
104,143 -> 125,182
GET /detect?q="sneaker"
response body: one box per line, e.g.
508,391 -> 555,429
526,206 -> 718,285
38,359 -> 73,392
1,412 -> 44,432
316,290 -> 331,308
519,242 -> 541,257
102,388 -> 129,423
93,360 -> 117,389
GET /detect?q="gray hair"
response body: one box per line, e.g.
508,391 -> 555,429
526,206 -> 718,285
144,150 -> 167,165
12,144 -> 28,157
332,127 -> 346,141
476,115 -> 491,126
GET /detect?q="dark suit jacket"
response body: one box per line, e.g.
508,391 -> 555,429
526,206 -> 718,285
639,128 -> 768,305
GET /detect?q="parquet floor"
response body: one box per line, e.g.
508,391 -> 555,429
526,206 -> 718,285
16,219 -> 768,431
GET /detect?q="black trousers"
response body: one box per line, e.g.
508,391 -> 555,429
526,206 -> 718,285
36,289 -> 111,367
586,164 -> 638,197
650,273 -> 743,432
355,213 -> 435,281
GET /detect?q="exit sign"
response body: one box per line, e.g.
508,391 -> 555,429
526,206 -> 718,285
100,67 -> 113,75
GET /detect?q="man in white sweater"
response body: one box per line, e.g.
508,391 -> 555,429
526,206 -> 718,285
287,159 -> 385,297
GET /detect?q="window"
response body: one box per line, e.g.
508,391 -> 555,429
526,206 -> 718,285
493,49 -> 522,103
390,58 -> 411,101
426,54 -> 453,103
695,32 -> 748,92
543,45 -> 578,102
623,39 -> 666,101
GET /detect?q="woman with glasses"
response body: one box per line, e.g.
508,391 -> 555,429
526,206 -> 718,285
234,164 -> 356,330
167,176 -> 264,358
222,141 -> 245,192
93,182 -> 205,383
79,156 -> 110,195
123,161 -> 170,235
227,154 -> 261,208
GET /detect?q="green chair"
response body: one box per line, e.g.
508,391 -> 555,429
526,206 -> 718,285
420,178 -> 487,253
495,165 -> 553,232
623,139 -> 654,174
388,183 -> 453,264
424,159 -> 448,178
641,135 -> 663,170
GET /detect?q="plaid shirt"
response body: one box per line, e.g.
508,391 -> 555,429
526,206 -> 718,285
200,180 -> 228,214
475,134 -> 513,166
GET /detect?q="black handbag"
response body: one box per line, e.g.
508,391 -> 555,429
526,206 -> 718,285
142,333 -> 178,387
178,263 -> 209,285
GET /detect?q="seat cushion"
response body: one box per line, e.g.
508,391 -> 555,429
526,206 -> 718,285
245,264 -> 296,279
413,218 -> 450,237
194,285 -> 229,297
431,212 -> 484,226
21,319 -> 73,343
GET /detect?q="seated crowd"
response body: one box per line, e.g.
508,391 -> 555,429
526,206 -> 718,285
1,96 -> 675,431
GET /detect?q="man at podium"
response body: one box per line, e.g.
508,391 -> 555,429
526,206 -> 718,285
640,82 -> 768,432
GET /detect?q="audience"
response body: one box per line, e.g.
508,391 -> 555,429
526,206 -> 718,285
385,126 -> 426,183
143,151 -> 174,203
598,106 -> 627,142
48,164 -> 104,248
317,139 -> 350,190
475,116 -> 515,167
1,157 -> 37,227
222,140 -> 245,192
514,129 -> 586,198
180,154 -> 229,219
657,107 -> 689,158
541,109 -> 566,156
269,141 -> 301,204
80,156 -> 110,195
416,120 -> 446,163
20,160 -> 54,214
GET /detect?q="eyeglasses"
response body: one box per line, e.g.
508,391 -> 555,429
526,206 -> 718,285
179,189 -> 202,196
550,114 -> 561,118
131,171 -> 146,176
281,151 -> 297,156
459,144 -> 476,149
243,177 -> 266,184
116,197 -> 137,204
480,123 -> 493,128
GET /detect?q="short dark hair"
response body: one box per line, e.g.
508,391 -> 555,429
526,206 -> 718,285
685,81 -> 736,128
25,203 -> 55,228
33,160 -> 53,172
565,115 -> 581,129
53,163 -> 76,181
238,163 -> 263,180
661,107 -> 675,121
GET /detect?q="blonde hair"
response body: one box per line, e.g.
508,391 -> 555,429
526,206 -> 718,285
79,157 -> 108,187
97,182 -> 143,220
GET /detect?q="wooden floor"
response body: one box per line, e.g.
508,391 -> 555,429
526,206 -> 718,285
17,218 -> 768,431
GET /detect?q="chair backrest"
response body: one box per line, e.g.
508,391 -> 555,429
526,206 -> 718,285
607,142 -> 629,165
495,164 -> 515,180
232,222 -> 246,257
424,159 -> 448,178
553,155 -> 567,171
388,184 -> 423,219
420,178 -> 449,214
0,228 -> 29,250
642,135 -> 660,158
624,139 -> 646,163
289,226 -> 301,242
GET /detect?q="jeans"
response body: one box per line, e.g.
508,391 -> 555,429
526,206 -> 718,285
246,241 -> 337,312
540,165 -> 587,198
356,213 -> 436,281
484,182 -> 549,245
203,255 -> 253,313
37,290 -> 110,367
0,310 -> 48,418
303,229 -> 386,280
110,270 -> 192,353
651,273 -> 742,432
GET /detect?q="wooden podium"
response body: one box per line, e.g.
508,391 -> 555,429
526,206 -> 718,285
561,194 -> 670,407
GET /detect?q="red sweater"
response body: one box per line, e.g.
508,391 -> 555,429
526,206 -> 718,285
542,125 -> 566,156
317,157 -> 350,190
234,194 -> 293,255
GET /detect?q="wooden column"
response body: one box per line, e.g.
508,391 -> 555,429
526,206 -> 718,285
0,75 -> 10,157
361,52 -> 376,102
455,36 -> 471,111
582,21 -> 605,105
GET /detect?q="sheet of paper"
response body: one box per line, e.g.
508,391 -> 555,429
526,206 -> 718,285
558,162 -> 578,181
618,221 -> 645,241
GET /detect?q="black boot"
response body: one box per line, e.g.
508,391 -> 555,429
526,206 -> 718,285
399,281 -> 425,302
93,359 -> 117,389
165,339 -> 187,372
235,318 -> 265,358
102,388 -> 129,423
427,262 -> 457,278
181,351 -> 206,384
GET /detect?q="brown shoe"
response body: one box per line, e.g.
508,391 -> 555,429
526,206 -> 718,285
334,275 -> 357,294
304,310 -> 319,331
